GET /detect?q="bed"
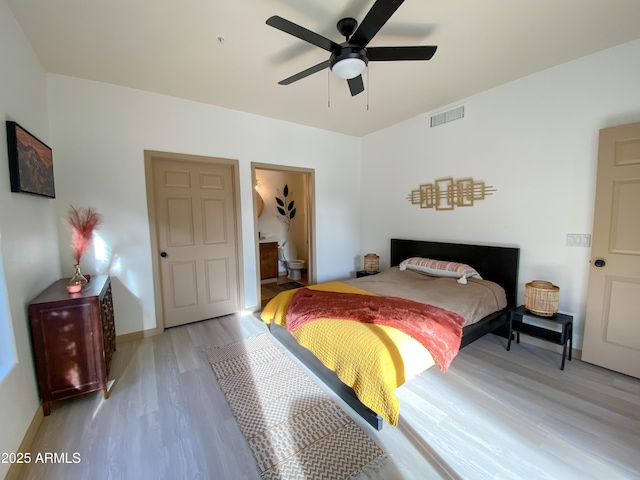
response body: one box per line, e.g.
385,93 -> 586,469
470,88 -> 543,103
261,238 -> 520,430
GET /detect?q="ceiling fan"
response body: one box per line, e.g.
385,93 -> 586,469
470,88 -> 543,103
266,0 -> 437,97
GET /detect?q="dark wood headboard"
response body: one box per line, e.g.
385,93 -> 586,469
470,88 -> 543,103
390,238 -> 520,309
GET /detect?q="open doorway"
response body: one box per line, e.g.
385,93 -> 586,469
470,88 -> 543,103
251,163 -> 316,309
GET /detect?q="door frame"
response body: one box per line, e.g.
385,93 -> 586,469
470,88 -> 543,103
251,163 -> 316,305
144,150 -> 245,333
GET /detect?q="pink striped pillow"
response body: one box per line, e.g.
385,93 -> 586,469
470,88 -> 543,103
399,257 -> 482,280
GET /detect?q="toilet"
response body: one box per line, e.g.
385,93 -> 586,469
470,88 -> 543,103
278,240 -> 305,281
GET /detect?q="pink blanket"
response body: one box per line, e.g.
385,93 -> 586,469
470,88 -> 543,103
286,288 -> 465,372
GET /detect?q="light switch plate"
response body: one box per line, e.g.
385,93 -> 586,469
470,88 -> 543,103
566,233 -> 591,247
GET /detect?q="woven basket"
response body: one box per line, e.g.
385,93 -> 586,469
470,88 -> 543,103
364,253 -> 380,273
524,280 -> 559,317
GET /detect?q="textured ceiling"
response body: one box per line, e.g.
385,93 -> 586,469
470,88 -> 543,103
7,0 -> 640,136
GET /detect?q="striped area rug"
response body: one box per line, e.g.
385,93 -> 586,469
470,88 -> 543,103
206,334 -> 387,479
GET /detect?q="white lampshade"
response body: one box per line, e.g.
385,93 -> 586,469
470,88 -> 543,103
331,57 -> 366,80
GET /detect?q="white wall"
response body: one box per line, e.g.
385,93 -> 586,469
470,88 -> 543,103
47,76 -> 361,335
0,2 -> 61,477
360,39 -> 640,349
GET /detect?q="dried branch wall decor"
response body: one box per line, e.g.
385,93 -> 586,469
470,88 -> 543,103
275,184 -> 296,230
406,177 -> 496,211
66,205 -> 103,264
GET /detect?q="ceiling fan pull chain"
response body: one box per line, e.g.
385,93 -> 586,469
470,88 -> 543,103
366,66 -> 370,111
327,69 -> 331,108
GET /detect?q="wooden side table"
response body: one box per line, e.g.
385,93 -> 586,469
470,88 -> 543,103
507,305 -> 573,370
356,270 -> 379,278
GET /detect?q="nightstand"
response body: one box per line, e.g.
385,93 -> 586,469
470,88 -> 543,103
507,305 -> 573,370
356,270 -> 379,278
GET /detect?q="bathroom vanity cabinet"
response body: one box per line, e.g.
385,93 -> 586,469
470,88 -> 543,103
259,241 -> 278,281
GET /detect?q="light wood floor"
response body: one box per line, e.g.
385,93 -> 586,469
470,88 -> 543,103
261,273 -> 308,308
17,313 -> 640,480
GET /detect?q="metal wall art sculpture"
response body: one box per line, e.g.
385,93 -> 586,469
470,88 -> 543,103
275,184 -> 296,230
407,177 -> 495,211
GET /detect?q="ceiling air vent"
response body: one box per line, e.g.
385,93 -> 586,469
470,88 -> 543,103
430,105 -> 465,128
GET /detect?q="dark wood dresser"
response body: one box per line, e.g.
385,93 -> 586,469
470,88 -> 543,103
28,275 -> 116,415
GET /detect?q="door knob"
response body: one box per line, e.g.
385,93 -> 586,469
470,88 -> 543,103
594,259 -> 605,267
160,252 -> 168,258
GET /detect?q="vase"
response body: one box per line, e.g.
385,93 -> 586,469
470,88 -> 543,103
69,263 -> 88,287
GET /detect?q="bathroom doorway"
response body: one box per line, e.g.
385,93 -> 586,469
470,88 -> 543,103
251,163 -> 316,309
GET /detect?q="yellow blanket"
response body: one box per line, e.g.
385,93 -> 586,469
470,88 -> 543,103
260,281 -> 435,426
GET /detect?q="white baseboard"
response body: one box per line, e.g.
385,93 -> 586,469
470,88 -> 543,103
4,405 -> 44,480
516,334 -> 582,360
116,326 -> 162,345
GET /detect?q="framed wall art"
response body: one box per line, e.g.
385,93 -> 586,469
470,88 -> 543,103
6,121 -> 55,198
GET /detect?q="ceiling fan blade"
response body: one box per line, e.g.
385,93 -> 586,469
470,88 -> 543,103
367,45 -> 437,61
350,0 -> 405,47
278,60 -> 330,85
347,75 -> 365,96
267,16 -> 341,52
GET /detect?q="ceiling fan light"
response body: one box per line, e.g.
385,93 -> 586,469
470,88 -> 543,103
331,57 -> 366,80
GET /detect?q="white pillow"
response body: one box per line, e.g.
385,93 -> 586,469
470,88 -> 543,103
399,257 -> 482,283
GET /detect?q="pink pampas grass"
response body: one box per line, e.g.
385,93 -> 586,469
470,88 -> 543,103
66,205 -> 103,264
